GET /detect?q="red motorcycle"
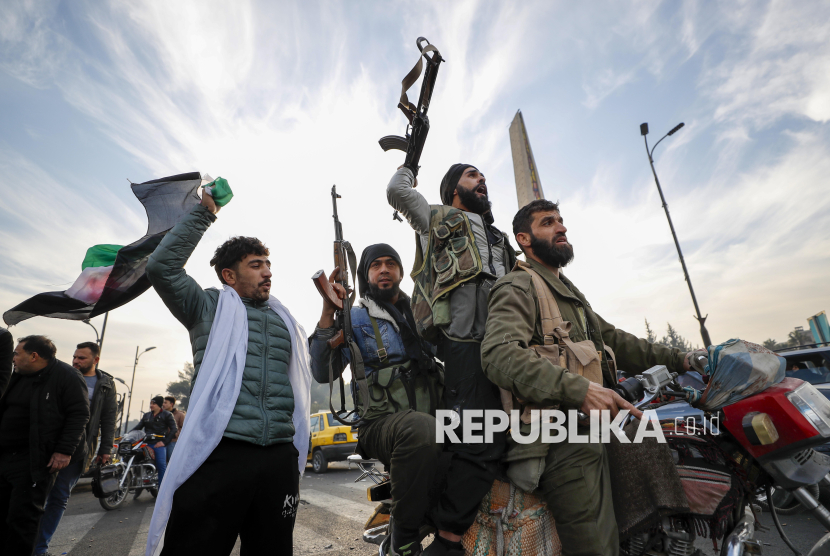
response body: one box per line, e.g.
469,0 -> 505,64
355,359 -> 830,556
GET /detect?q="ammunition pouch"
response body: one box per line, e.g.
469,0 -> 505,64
354,316 -> 444,422
502,261 -> 607,492
410,207 -> 484,341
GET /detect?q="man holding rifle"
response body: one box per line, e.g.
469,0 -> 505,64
310,243 -> 444,556
387,164 -> 516,554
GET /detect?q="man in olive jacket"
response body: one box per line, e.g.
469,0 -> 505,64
0,335 -> 89,556
146,192 -> 299,555
481,200 -> 700,556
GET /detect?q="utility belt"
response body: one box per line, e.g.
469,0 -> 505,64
354,316 -> 444,424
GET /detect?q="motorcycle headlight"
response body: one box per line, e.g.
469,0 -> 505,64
787,383 -> 830,437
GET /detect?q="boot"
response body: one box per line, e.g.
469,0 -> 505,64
422,534 -> 464,556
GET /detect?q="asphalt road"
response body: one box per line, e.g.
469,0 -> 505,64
49,462 -> 830,556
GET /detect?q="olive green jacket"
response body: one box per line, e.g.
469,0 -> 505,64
146,205 -> 295,446
481,257 -> 685,410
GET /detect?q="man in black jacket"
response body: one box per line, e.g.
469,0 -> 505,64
132,396 -> 176,486
0,335 -> 89,556
0,328 -> 12,397
35,341 -> 116,556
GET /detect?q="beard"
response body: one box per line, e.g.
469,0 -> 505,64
529,232 -> 574,269
74,363 -> 95,374
455,184 -> 492,215
368,280 -> 401,303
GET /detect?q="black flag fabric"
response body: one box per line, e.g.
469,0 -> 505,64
3,172 -> 203,326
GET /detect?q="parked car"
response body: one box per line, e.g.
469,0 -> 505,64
307,411 -> 358,473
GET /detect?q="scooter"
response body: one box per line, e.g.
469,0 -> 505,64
353,365 -> 830,556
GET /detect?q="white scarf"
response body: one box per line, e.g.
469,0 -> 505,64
146,286 -> 311,556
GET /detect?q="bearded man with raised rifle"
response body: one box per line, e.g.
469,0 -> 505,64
310,244 -> 444,556
480,199 -> 706,556
387,164 -> 516,555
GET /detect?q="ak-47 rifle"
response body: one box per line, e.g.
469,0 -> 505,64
379,37 -> 444,222
311,185 -> 370,427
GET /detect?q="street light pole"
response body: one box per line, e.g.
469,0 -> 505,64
123,345 -> 156,434
640,122 -> 712,347
82,311 -> 110,370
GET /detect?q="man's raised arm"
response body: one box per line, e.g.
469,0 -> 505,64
146,194 -> 218,329
386,167 -> 431,235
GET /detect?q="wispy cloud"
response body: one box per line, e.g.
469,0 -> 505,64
1,0 -> 828,399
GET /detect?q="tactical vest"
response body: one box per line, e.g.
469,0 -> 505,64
354,316 -> 444,423
410,206 -> 516,342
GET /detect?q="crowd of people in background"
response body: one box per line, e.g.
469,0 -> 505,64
0,328 -> 186,556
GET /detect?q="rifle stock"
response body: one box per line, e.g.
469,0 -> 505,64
312,269 -> 343,310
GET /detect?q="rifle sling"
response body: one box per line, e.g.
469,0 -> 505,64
399,43 -> 441,114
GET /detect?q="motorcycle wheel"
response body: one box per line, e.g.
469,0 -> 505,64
312,450 -> 328,474
757,483 -> 820,515
133,488 -> 143,499
150,487 -> 158,498
100,485 -> 129,510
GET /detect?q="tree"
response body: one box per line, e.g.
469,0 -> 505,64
167,362 -> 196,410
658,323 -> 696,351
762,339 -> 782,350
645,319 -> 657,344
787,327 -> 813,348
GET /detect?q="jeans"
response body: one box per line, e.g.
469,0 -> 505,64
154,445 -> 167,485
166,441 -> 176,464
34,456 -> 85,555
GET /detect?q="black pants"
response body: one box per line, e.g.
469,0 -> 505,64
432,339 -> 506,535
0,449 -> 57,556
161,437 -> 300,556
358,410 -> 443,531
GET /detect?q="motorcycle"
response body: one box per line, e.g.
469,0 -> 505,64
352,364 -> 830,556
95,430 -> 164,510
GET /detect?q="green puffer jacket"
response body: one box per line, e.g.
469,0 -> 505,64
146,205 -> 294,446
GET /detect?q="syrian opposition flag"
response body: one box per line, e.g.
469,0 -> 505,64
3,172 -> 204,326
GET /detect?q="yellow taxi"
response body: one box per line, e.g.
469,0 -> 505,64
307,411 -> 358,473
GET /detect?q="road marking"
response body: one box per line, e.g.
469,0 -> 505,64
49,512 -> 106,555
300,489 -> 376,523
129,504 -> 156,556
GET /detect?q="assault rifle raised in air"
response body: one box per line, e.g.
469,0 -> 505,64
311,185 -> 370,426
379,37 -> 444,222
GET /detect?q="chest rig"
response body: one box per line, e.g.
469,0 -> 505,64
354,315 -> 444,423
500,261 -> 608,423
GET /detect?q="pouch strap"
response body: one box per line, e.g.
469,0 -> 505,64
368,316 -> 388,363
517,261 -> 599,368
516,261 -> 565,344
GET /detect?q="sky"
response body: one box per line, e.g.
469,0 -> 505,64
1,0 -> 829,413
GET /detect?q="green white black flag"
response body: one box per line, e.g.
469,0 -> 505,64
3,172 -> 204,326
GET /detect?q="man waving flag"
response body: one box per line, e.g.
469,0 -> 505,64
3,172 -> 206,326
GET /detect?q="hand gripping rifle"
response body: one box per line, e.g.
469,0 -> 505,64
311,185 -> 371,427
379,37 -> 445,222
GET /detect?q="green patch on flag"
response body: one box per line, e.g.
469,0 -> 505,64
81,244 -> 123,270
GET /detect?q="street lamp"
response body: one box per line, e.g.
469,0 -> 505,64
640,122 -> 712,347
113,376 -> 131,434
123,346 -> 156,434
82,312 -> 110,369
